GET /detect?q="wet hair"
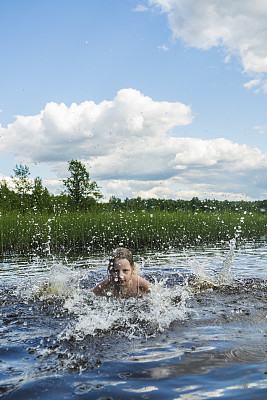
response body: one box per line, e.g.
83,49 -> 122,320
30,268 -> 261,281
108,247 -> 134,273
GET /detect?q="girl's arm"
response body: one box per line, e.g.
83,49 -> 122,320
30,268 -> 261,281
91,279 -> 110,295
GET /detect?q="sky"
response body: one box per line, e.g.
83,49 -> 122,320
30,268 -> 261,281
0,0 -> 267,201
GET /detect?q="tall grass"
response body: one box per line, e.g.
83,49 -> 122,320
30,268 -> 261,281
0,210 -> 266,254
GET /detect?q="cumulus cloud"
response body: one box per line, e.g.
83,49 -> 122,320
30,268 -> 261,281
0,89 -> 193,177
0,88 -> 267,200
103,177 -> 255,201
0,89 -> 192,164
149,0 -> 267,91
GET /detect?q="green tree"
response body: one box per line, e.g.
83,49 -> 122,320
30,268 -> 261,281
32,176 -> 51,211
12,164 -> 32,195
11,164 -> 33,212
63,159 -> 103,208
108,196 -> 122,210
0,179 -> 19,212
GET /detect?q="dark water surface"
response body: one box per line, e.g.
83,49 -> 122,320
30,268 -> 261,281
0,241 -> 266,399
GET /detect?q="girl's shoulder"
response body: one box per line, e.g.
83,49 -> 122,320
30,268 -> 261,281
91,279 -> 111,295
134,275 -> 151,293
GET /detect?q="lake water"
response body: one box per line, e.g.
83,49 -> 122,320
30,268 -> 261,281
0,240 -> 266,399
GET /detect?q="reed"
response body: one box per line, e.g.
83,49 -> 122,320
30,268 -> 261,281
0,210 -> 266,254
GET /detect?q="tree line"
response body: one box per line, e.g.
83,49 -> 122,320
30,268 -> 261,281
108,195 -> 267,213
0,159 -> 266,214
0,160 -> 102,213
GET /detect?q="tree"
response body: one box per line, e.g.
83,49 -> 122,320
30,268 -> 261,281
32,177 -> 51,211
11,164 -> 32,195
108,196 -> 122,210
0,179 -> 18,212
63,160 -> 103,208
11,164 -> 33,212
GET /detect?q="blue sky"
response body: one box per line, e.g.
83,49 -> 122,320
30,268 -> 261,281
1,0 -> 267,200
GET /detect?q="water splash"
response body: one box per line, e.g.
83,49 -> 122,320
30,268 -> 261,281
188,239 -> 236,290
15,262 -> 87,301
59,278 -> 191,341
217,239 -> 236,284
13,258 -> 191,342
14,240 -> 238,344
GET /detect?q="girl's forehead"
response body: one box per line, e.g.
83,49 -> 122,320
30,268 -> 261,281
113,258 -> 131,268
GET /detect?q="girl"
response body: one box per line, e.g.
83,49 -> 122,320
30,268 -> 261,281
91,247 -> 151,298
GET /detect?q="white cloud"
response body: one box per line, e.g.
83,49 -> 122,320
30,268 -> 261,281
244,79 -> 261,90
149,0 -> 267,88
224,54 -> 231,64
253,125 -> 267,134
169,138 -> 267,170
132,5 -> 149,12
102,177 -> 254,201
158,44 -> 169,52
262,79 -> 267,93
0,89 -> 192,164
0,88 -> 267,200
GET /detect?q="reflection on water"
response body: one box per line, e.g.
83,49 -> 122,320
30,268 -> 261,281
0,241 -> 267,399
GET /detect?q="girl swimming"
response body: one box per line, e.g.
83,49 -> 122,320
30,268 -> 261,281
91,247 -> 151,298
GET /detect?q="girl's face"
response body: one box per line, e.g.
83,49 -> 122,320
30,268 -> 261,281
109,258 -> 134,286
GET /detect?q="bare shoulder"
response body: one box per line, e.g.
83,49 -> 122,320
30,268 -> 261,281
91,279 -> 111,296
138,276 -> 151,292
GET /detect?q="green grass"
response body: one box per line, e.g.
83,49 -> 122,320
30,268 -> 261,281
0,210 -> 266,254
